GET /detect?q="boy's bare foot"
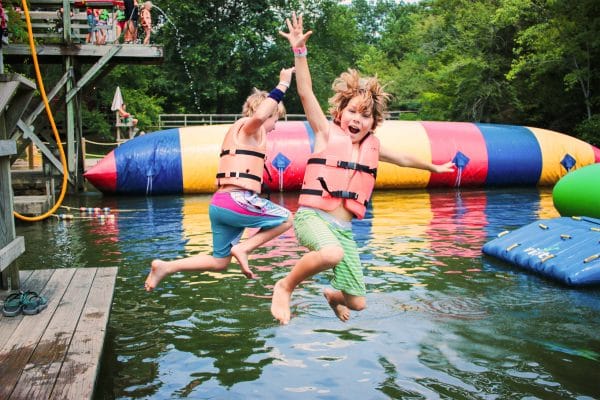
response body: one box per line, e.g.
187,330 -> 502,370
271,279 -> 292,324
144,259 -> 170,291
324,288 -> 350,322
231,244 -> 257,279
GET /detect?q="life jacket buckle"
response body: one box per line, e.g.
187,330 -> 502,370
337,160 -> 358,170
339,190 -> 358,199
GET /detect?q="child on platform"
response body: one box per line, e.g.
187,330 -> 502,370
271,13 -> 455,324
140,1 -> 152,45
145,68 -> 295,291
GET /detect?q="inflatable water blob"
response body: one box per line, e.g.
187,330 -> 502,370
84,121 -> 600,195
552,163 -> 600,219
482,216 -> 600,286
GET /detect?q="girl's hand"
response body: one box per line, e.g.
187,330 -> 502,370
279,67 -> 295,86
279,12 -> 312,48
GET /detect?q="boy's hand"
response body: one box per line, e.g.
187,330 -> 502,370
279,12 -> 312,48
433,161 -> 456,174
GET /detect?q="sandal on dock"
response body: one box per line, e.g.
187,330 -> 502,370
2,292 -> 24,317
21,291 -> 48,315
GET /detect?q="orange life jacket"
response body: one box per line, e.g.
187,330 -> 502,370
215,120 -> 267,193
298,124 -> 379,219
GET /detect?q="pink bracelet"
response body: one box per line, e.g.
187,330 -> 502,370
292,46 -> 307,57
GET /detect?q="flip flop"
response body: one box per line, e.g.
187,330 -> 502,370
21,291 -> 48,315
2,292 -> 24,317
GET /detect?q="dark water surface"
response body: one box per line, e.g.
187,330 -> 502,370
15,188 -> 600,399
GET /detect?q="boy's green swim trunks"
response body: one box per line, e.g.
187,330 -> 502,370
294,207 -> 366,297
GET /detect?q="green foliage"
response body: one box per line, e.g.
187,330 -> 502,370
81,108 -> 112,140
6,0 -> 598,139
4,1 -> 28,43
574,115 -> 600,147
500,0 -> 600,129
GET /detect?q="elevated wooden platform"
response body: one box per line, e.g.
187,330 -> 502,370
0,267 -> 118,399
3,43 -> 164,64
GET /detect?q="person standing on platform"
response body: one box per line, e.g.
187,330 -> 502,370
140,1 -> 152,45
114,4 -> 127,43
123,0 -> 138,43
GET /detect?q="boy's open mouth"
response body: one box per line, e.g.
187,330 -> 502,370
348,126 -> 360,134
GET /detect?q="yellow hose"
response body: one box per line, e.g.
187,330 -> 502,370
14,0 -> 69,222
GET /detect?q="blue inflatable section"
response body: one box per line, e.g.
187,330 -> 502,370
482,217 -> 600,286
115,129 -> 184,195
303,121 -> 316,153
477,124 -> 542,186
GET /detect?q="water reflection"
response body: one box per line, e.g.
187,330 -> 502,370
14,188 -> 600,399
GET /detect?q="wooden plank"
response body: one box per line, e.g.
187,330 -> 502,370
9,268 -> 97,400
0,140 -> 17,157
0,268 -> 75,400
50,267 -> 117,400
2,44 -> 164,65
0,81 -> 19,112
22,11 -> 87,20
0,237 -> 25,272
13,196 -> 51,216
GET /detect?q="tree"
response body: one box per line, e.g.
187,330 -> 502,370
499,0 -> 600,135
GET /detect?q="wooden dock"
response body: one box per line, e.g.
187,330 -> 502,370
0,267 -> 118,399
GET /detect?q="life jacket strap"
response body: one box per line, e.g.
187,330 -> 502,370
220,149 -> 266,159
300,187 -> 369,206
307,157 -> 377,177
216,171 -> 262,182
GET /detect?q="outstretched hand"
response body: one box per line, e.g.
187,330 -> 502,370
279,67 -> 295,86
433,161 -> 456,174
279,12 -> 312,48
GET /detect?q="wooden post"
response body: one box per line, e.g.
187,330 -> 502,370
28,142 -> 34,169
0,73 -> 36,290
0,139 -> 24,290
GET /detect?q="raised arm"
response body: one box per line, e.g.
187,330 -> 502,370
279,12 -> 329,136
379,146 -> 456,173
240,67 -> 294,135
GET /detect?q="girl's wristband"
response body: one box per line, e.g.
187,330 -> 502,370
278,81 -> 290,89
268,88 -> 285,103
292,46 -> 307,57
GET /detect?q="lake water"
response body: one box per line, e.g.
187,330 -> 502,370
15,188 -> 600,399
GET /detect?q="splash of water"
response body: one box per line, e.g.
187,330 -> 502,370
152,5 -> 202,112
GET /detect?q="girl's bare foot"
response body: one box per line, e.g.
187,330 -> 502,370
323,288 -> 350,322
144,259 -> 170,291
271,279 -> 292,324
231,244 -> 257,279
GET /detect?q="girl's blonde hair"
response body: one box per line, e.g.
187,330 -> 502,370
328,69 -> 390,130
242,88 -> 286,118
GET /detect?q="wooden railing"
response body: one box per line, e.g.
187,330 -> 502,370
15,1 -> 120,43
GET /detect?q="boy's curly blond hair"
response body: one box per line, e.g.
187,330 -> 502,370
242,88 -> 286,118
328,69 -> 390,130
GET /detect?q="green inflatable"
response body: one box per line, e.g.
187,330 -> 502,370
553,163 -> 600,218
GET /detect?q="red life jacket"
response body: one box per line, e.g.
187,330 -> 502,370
215,120 -> 267,193
299,124 -> 379,219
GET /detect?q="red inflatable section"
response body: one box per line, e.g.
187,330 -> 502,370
423,122 -> 489,187
84,151 -> 117,192
594,145 -> 600,163
264,121 -> 312,191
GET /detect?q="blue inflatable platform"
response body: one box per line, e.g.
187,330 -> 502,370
482,217 -> 600,286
